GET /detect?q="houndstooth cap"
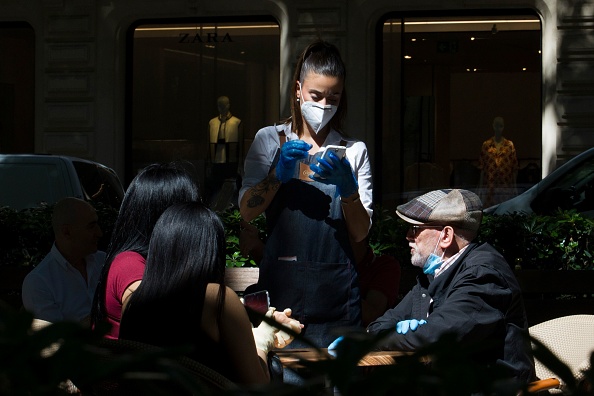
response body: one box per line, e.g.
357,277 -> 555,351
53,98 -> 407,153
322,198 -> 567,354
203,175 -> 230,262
396,189 -> 483,232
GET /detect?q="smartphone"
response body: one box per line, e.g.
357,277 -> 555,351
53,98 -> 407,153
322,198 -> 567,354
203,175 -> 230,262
314,145 -> 347,179
320,145 -> 347,163
243,290 -> 270,315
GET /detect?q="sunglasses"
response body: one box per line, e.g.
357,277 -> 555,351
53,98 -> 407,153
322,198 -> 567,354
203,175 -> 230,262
409,225 -> 444,237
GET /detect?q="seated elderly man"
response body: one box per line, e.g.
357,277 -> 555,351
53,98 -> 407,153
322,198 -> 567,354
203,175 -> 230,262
366,189 -> 535,383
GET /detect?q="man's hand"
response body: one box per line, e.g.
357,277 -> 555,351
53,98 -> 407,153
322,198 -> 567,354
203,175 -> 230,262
396,319 -> 427,334
327,335 -> 344,357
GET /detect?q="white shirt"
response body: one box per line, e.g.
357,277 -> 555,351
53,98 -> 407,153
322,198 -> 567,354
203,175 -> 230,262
239,124 -> 374,219
22,244 -> 105,322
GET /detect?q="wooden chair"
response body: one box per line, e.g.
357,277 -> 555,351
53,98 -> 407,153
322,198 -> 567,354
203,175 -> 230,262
224,266 -> 259,295
526,314 -> 594,394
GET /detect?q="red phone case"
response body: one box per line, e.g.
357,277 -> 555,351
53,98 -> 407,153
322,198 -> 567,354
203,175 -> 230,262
243,290 -> 270,314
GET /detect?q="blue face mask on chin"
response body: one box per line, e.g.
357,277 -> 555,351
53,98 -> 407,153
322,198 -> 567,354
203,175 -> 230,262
423,229 -> 446,275
423,253 -> 443,275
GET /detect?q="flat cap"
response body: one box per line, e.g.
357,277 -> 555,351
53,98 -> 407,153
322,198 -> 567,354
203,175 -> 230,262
396,189 -> 483,232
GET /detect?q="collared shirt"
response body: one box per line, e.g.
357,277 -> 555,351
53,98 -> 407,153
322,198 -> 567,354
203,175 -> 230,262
427,245 -> 469,317
22,244 -> 105,322
434,245 -> 469,278
239,124 -> 373,219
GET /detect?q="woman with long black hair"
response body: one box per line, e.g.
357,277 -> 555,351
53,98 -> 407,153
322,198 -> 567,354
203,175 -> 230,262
90,162 -> 200,338
119,202 -> 302,384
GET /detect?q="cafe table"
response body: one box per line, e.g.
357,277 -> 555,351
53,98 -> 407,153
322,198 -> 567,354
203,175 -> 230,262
276,347 -> 410,369
276,348 -> 420,395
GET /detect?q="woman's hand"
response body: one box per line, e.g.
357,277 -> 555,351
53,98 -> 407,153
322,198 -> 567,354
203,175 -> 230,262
251,308 -> 277,354
276,140 -> 312,183
309,151 -> 358,198
271,308 -> 304,348
252,307 -> 304,353
239,220 -> 264,260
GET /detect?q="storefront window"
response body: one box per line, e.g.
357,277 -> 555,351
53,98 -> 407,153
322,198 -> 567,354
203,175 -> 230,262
379,12 -> 541,209
129,19 -> 280,208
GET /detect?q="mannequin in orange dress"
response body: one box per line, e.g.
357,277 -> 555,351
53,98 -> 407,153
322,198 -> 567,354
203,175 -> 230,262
478,116 -> 518,207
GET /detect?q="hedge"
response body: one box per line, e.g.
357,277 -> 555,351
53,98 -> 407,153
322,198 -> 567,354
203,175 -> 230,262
1,203 -> 593,271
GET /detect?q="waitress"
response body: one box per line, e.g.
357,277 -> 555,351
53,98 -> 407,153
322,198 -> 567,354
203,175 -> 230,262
239,39 -> 373,349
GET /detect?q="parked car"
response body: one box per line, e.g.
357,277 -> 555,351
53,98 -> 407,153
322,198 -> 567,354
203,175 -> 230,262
485,147 -> 594,217
0,154 -> 124,210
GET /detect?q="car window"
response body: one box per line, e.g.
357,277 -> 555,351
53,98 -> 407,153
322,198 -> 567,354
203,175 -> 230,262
531,156 -> 594,215
0,163 -> 70,209
72,161 -> 124,210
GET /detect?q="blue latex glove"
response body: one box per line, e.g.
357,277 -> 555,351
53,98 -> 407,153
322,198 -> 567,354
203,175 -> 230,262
275,140 -> 312,183
309,151 -> 358,198
396,319 -> 427,334
327,335 -> 344,357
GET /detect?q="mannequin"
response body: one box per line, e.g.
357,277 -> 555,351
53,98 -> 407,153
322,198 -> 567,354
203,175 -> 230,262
206,96 -> 243,210
478,116 -> 518,207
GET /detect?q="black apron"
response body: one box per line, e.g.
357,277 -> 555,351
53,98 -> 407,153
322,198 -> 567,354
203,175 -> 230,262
257,126 -> 362,348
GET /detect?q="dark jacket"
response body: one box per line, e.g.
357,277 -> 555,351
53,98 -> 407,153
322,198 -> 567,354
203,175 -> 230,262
367,242 -> 535,383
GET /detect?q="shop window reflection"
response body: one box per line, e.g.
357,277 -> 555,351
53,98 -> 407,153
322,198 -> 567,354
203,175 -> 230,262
129,20 -> 280,210
379,13 -> 541,209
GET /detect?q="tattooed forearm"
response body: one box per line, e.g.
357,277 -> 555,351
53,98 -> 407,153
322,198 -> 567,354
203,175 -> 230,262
247,174 -> 281,208
247,195 -> 265,208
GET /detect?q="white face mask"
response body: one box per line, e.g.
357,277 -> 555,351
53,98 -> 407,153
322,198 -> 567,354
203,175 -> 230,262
423,229 -> 446,275
300,101 -> 337,133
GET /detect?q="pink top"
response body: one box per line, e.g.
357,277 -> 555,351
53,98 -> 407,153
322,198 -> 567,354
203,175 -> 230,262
104,251 -> 145,339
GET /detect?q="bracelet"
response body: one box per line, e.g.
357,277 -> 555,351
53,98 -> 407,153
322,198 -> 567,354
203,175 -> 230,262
340,193 -> 360,205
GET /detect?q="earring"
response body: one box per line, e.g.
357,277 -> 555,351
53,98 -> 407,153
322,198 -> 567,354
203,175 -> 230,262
297,97 -> 300,102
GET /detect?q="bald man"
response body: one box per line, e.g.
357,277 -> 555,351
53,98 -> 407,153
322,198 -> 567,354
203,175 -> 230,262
22,197 -> 105,323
